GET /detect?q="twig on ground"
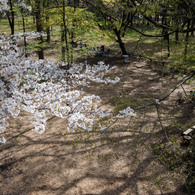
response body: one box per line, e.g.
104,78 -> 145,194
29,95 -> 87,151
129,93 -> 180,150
181,84 -> 187,97
134,73 -> 194,111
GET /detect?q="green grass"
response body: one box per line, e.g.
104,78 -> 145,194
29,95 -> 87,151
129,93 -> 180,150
1,17 -> 195,73
0,18 -> 13,34
0,17 -> 36,35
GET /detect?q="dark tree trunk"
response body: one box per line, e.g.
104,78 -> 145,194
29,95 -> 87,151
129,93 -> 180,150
113,28 -> 127,55
155,15 -> 159,22
62,0 -> 70,69
175,17 -> 179,44
130,13 -> 133,26
167,33 -> 170,57
161,12 -> 169,41
191,19 -> 194,36
35,0 -> 44,59
70,32 -> 74,64
22,10 -> 27,57
61,25 -> 65,62
184,20 -> 190,61
175,30 -> 179,44
70,0 -> 77,64
33,15 -> 36,24
46,16 -> 50,43
122,13 -> 131,37
162,11 -> 170,57
163,28 -> 170,57
7,0 -> 14,35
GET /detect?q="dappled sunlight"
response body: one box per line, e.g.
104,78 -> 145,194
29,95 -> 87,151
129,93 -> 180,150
0,0 -> 194,194
1,55 -> 193,194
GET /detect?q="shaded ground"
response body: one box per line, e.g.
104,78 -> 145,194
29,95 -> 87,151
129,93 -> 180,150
0,55 -> 194,195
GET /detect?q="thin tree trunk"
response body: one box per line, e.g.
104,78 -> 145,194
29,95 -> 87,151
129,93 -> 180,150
33,15 -> 36,24
70,0 -> 77,64
70,32 -> 74,64
46,16 -> 50,43
22,10 -> 27,57
7,0 -> 14,35
61,25 -> 65,62
175,30 -> 179,44
167,33 -> 170,57
191,19 -> 194,36
175,18 -> 179,44
62,0 -> 69,69
163,29 -> 170,57
184,20 -> 190,61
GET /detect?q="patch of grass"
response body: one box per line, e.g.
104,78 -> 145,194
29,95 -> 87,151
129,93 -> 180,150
110,96 -> 144,114
152,143 -> 182,171
0,17 -> 36,35
125,29 -> 141,38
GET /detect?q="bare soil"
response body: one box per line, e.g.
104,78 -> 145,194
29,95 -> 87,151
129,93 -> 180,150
0,55 -> 194,195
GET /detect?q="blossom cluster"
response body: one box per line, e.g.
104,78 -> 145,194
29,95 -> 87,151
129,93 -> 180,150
0,0 -> 31,13
14,31 -> 46,40
0,34 -> 125,143
0,33 -> 136,144
116,107 -> 136,118
14,0 -> 32,11
0,0 -> 9,12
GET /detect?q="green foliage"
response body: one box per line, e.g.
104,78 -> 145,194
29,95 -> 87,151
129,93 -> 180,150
168,42 -> 195,74
43,7 -> 99,37
183,141 -> 195,194
26,40 -> 46,54
110,96 -> 144,115
152,143 -> 181,171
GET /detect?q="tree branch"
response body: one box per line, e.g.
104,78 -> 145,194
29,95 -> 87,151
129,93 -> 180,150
134,73 -> 194,111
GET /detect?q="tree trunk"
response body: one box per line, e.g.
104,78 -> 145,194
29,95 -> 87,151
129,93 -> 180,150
33,15 -> 36,24
175,30 -> 179,44
61,25 -> 65,62
191,19 -> 194,36
167,33 -> 170,57
184,20 -> 190,61
62,0 -> 70,69
7,0 -> 14,35
130,13 -> 133,26
113,28 -> 127,55
22,10 -> 27,57
46,16 -> 50,43
70,0 -> 77,64
35,0 -> 44,59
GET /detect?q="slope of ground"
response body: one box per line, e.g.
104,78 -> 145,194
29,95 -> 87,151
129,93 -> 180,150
0,55 -> 194,195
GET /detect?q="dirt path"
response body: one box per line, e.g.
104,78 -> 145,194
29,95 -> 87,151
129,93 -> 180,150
0,56 -> 194,195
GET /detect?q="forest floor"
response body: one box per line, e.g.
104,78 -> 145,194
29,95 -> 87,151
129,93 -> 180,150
0,54 -> 194,195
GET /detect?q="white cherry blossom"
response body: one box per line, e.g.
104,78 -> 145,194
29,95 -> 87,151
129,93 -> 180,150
0,33 -> 134,142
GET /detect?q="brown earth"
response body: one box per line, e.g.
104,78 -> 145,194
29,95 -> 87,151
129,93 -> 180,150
0,55 -> 194,195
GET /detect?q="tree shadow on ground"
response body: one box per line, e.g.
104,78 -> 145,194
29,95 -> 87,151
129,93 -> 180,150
0,56 -> 193,195
0,106 -> 190,194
